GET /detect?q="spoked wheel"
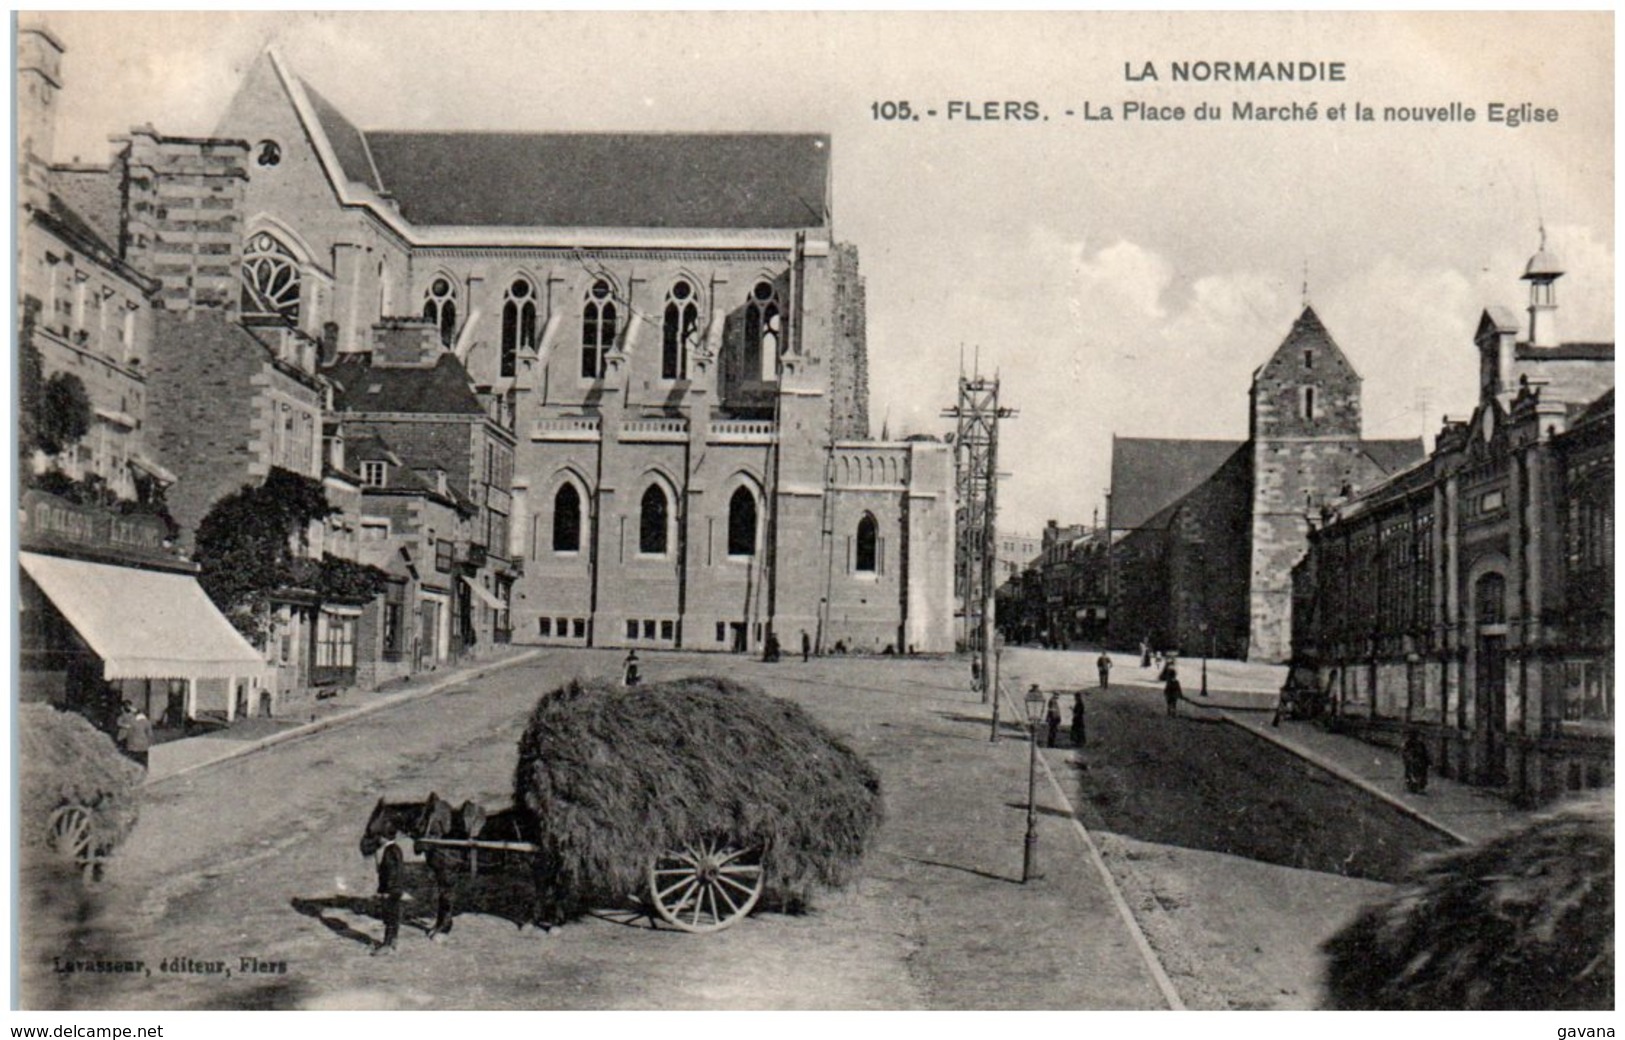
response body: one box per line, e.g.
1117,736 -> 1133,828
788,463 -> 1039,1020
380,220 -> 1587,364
647,838 -> 765,933
47,805 -> 98,882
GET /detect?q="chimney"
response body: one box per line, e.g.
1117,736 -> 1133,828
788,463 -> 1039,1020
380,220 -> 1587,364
371,318 -> 442,367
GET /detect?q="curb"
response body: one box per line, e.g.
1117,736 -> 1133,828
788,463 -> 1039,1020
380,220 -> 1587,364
1212,713 -> 1476,846
144,648 -> 547,788
995,681 -> 1186,1011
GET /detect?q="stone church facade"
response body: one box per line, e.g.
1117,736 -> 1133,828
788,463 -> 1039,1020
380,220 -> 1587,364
1108,307 -> 1424,662
197,49 -> 954,655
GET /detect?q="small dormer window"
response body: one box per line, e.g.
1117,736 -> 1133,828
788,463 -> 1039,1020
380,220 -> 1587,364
361,461 -> 386,487
256,140 -> 282,168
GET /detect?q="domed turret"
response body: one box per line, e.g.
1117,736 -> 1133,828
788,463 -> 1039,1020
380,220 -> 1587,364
1523,227 -> 1564,348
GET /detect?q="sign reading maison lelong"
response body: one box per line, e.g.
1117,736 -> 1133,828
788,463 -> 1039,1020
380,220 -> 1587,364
20,489 -> 172,559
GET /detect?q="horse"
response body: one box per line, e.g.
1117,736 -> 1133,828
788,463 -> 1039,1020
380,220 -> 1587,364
360,793 -> 481,939
422,796 -> 571,931
363,793 -> 562,937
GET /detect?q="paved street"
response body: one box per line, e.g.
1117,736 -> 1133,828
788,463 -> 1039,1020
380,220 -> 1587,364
22,650 -> 1168,1011
21,647 -> 1508,1011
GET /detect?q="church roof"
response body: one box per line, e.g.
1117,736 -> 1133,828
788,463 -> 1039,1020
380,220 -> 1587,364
326,352 -> 486,417
298,75 -> 830,230
361,132 -> 829,229
302,81 -> 383,194
1109,438 -> 1247,531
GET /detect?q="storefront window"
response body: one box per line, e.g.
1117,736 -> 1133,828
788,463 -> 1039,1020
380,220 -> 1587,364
1562,659 -> 1613,735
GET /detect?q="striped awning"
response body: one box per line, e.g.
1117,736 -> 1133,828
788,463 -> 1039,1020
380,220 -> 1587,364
461,575 -> 505,610
20,551 -> 269,681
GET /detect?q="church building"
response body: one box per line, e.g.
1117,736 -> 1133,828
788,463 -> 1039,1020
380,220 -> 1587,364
200,49 -> 955,655
1107,306 -> 1425,662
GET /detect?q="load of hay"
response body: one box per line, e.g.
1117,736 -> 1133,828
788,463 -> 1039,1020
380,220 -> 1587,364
1321,794 -> 1613,1010
18,703 -> 143,859
514,676 -> 882,914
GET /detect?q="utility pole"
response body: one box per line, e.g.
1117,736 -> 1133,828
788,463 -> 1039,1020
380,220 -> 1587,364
942,370 -> 1017,729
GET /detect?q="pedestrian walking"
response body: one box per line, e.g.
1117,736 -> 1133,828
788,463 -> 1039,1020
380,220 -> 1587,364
371,827 -> 405,956
1070,691 -> 1087,747
126,708 -> 152,770
1161,662 -> 1182,718
1402,730 -> 1431,794
801,630 -> 811,663
1097,652 -> 1113,690
971,656 -> 982,693
1140,638 -> 1152,669
1045,693 -> 1062,748
623,650 -> 641,687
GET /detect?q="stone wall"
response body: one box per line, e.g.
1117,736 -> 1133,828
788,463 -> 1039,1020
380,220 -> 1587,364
119,130 -> 249,315
1166,443 -> 1253,658
144,310 -> 323,545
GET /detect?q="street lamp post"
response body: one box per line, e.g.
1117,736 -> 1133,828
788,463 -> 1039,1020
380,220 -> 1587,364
1200,623 -> 1210,697
988,647 -> 1002,743
1022,684 -> 1044,883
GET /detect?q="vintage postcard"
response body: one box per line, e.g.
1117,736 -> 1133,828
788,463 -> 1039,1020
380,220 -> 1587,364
10,9 -> 1613,1028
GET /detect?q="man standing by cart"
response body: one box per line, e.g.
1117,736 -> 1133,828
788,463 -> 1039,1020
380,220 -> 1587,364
372,825 -> 404,955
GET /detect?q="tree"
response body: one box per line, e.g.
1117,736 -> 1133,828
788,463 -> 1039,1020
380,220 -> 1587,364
193,468 -> 339,644
18,297 -> 94,463
18,297 -> 45,470
38,372 -> 93,458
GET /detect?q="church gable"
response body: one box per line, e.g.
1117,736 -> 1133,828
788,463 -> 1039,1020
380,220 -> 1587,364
212,51 -> 376,286
1252,306 -> 1362,440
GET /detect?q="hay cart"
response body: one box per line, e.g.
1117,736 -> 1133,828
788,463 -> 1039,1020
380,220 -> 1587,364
415,830 -> 767,933
414,675 -> 881,935
20,703 -> 143,883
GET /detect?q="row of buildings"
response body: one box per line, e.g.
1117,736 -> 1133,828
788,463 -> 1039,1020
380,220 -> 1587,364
995,521 -> 1107,648
1291,244 -> 1612,806
16,25 -> 955,738
993,240 -> 1610,808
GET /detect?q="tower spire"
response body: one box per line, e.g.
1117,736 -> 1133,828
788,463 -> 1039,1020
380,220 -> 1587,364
1301,259 -> 1310,309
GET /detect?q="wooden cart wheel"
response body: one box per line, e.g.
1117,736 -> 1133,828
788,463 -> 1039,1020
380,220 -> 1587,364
47,805 -> 98,881
647,838 -> 764,933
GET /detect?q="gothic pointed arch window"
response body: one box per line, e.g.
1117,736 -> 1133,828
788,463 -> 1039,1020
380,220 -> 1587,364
855,513 -> 879,573
423,276 -> 458,349
743,279 -> 782,383
502,277 -> 538,378
241,232 -> 302,322
727,485 -> 758,557
639,483 -> 670,556
663,279 -> 700,381
552,481 -> 582,553
581,278 -> 618,379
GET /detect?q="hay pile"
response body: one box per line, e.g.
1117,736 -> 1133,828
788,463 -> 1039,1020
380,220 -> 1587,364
18,703 -> 142,856
1322,794 -> 1613,1010
514,676 -> 882,912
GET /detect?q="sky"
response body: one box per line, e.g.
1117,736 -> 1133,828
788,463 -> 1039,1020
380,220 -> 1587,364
32,10 -> 1615,533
